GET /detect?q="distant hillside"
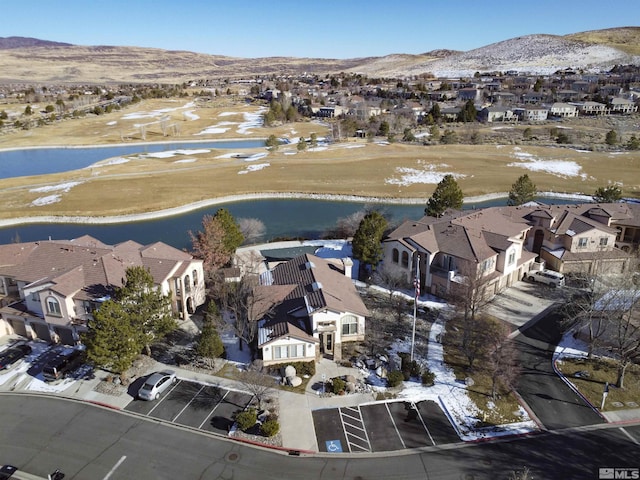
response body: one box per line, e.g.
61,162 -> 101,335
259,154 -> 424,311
0,27 -> 638,84
0,36 -> 72,49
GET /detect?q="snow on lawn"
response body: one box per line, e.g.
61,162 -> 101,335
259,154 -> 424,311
88,157 -> 131,168
507,148 -> 584,178
386,163 -> 466,186
183,110 -> 199,121
106,121 -> 117,126
194,121 -> 235,135
30,182 -> 82,193
121,101 -> 195,121
362,298 -> 537,441
237,109 -> 266,134
238,163 -> 270,174
141,149 -> 210,159
31,195 -> 61,206
174,159 -> 197,164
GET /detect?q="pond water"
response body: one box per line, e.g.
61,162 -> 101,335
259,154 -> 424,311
0,196 -> 584,250
0,140 -> 265,178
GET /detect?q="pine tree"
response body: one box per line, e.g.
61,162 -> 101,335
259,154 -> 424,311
214,208 -> 244,253
425,175 -> 464,217
605,130 -> 618,146
351,211 -> 388,273
508,174 -> 537,206
593,185 -> 622,203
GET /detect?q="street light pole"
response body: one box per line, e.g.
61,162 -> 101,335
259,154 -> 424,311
411,253 -> 420,362
601,381 -> 609,410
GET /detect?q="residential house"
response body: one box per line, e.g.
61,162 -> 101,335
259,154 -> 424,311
549,102 -> 578,118
513,107 -> 548,122
570,101 -> 608,116
479,106 -> 516,123
382,203 -> 639,300
0,236 -> 206,344
522,92 -> 547,104
256,254 -> 368,366
609,97 -> 638,114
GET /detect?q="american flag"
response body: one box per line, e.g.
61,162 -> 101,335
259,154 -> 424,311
413,273 -> 420,299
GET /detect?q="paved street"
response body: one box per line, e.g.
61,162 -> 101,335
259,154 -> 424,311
1,395 -> 639,480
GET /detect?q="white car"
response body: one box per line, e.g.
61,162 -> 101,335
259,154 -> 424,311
137,370 -> 177,400
527,269 -> 565,287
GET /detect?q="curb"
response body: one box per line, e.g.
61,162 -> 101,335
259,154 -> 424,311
551,357 -> 606,421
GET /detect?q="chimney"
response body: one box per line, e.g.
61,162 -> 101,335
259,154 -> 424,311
342,258 -> 353,279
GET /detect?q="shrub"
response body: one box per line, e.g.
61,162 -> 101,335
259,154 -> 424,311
421,369 -> 436,386
387,370 -> 404,388
260,418 -> 280,437
331,377 -> 346,394
235,408 -> 257,431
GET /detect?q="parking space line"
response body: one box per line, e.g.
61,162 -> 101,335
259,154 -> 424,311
172,384 -> 205,422
197,390 -> 230,429
147,380 -> 181,416
620,427 -> 640,446
413,402 -> 436,445
385,402 -> 406,449
339,406 -> 371,452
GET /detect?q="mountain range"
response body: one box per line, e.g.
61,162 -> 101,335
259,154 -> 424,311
0,27 -> 638,84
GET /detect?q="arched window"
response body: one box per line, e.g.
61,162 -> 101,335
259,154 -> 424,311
401,251 -> 409,268
192,269 -> 198,287
392,248 -> 399,263
46,296 -> 61,316
184,275 -> 191,293
341,315 -> 358,335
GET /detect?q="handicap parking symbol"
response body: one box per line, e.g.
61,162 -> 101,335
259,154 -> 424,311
325,439 -> 343,453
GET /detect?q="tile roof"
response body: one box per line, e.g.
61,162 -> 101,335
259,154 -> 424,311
0,235 -> 200,301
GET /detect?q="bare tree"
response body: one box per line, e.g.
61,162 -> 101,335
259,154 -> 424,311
373,262 -> 410,302
211,275 -> 275,357
605,287 -> 640,388
485,320 -> 520,400
237,369 -> 276,411
238,218 -> 266,245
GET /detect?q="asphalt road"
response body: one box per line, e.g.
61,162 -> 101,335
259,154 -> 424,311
1,394 -> 639,479
516,310 -> 606,430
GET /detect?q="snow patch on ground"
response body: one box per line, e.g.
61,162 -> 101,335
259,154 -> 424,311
106,121 -> 117,126
507,148 -> 583,178
386,163 -> 466,186
89,157 -> 131,168
238,163 -> 270,174
30,182 -> 82,193
183,110 -> 199,121
141,149 -> 210,159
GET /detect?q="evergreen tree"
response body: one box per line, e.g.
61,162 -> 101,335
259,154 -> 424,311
351,211 -> 388,273
118,266 -> 175,356
593,185 -> 622,203
605,130 -> 618,146
457,100 -> 477,123
425,174 -> 464,217
214,208 -> 244,254
297,137 -> 307,152
309,132 -> 318,148
627,135 -> 640,150
197,318 -> 225,364
440,129 -> 458,144
82,266 -> 175,373
83,300 -> 141,373
265,134 -> 279,150
508,174 -> 537,206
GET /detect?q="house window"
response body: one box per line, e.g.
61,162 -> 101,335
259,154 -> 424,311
184,275 -> 191,293
31,292 -> 40,302
508,251 -> 516,266
392,248 -> 399,263
46,296 -> 61,316
401,251 -> 409,268
599,237 -> 608,247
481,258 -> 494,273
578,238 -> 588,248
175,278 -> 181,295
192,269 -> 198,287
273,344 -> 305,359
341,315 -> 358,335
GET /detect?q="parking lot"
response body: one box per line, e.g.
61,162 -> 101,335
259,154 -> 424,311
312,399 -> 460,453
125,378 -> 254,435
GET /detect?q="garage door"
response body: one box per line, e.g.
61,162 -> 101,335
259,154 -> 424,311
54,327 -> 75,346
8,318 -> 28,338
31,322 -> 52,342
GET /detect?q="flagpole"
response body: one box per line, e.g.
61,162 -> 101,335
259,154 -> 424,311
411,254 -> 419,362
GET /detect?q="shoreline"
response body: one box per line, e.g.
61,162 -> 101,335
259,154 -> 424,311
0,191 -> 595,228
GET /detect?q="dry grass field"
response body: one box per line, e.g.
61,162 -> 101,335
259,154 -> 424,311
0,98 -> 638,222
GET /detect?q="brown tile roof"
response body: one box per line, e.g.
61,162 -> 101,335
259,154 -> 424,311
0,235 -> 199,302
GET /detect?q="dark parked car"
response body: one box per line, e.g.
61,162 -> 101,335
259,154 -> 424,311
0,343 -> 32,371
42,349 -> 84,382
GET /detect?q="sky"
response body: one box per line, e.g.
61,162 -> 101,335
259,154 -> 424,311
1,0 -> 637,59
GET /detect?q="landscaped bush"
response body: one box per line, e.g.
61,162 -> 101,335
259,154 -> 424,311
386,370 -> 404,388
331,377 -> 346,394
268,360 -> 315,377
421,369 -> 435,386
260,418 -> 280,437
235,408 -> 257,431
